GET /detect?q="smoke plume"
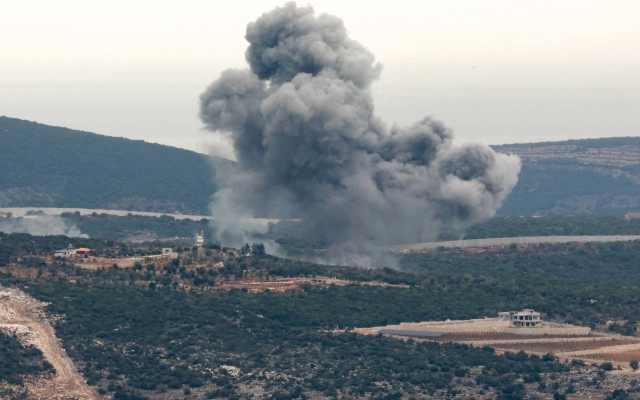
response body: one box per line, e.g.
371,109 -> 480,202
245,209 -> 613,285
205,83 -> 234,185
200,2 -> 520,266
0,215 -> 88,238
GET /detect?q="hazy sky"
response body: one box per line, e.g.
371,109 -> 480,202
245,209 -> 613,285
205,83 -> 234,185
2,0 -> 639,158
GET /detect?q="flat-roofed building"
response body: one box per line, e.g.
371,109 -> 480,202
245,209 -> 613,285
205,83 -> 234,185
498,309 -> 541,327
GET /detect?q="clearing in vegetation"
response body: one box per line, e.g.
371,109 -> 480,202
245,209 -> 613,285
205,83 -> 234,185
360,317 -> 640,368
0,287 -> 98,399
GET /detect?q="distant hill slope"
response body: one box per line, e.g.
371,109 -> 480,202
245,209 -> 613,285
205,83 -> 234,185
494,137 -> 640,215
0,116 -> 225,214
3,116 -> 640,216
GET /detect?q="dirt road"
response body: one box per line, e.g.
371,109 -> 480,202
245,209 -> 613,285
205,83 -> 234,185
0,288 -> 99,399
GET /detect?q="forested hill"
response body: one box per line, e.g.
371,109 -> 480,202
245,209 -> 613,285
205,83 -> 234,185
494,137 -> 640,216
3,116 -> 640,216
0,116 -> 230,214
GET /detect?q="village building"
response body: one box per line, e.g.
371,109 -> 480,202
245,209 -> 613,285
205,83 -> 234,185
53,245 -> 92,258
498,309 -> 542,327
53,247 -> 76,258
75,248 -> 92,257
162,248 -> 173,257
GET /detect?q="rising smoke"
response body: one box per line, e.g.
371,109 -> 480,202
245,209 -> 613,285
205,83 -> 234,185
0,215 -> 88,238
200,2 -> 520,266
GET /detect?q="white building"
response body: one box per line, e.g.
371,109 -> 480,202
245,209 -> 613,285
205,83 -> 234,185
53,244 -> 76,258
195,231 -> 204,247
498,309 -> 542,327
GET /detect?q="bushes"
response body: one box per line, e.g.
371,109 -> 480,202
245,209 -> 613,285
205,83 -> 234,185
0,331 -> 54,385
17,278 -> 575,398
600,363 -> 615,371
609,322 -> 637,336
3,230 -> 639,397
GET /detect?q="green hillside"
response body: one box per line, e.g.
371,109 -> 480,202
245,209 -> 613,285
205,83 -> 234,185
3,232 -> 640,399
494,137 -> 640,215
0,116 -> 222,214
2,115 -> 639,216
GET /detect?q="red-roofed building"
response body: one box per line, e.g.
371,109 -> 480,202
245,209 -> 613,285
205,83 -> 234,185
76,248 -> 92,255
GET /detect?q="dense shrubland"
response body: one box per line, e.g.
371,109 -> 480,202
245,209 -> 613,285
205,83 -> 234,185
2,230 -> 640,398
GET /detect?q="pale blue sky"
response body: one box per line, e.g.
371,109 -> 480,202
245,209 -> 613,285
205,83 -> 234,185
1,0 -> 639,158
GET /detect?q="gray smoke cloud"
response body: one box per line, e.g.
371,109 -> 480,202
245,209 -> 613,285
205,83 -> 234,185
0,215 -> 88,238
200,2 -> 520,266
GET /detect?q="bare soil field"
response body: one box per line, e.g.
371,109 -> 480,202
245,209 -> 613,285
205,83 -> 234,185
72,256 -> 153,270
190,276 -> 410,293
357,318 -> 640,368
357,318 -> 591,336
582,352 -> 640,363
491,338 -> 638,353
433,332 -> 594,341
0,287 -> 99,399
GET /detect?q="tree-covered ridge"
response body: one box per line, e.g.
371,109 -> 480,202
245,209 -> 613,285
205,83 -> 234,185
0,116 -> 226,214
459,215 -> 640,239
400,239 -> 640,284
497,162 -> 640,216
492,136 -> 640,216
14,277 -> 575,400
64,212 -> 214,243
263,215 -> 640,255
2,231 -> 640,398
494,136 -> 640,151
0,330 -> 54,385
0,232 -> 96,266
9,213 -> 640,253
3,115 -> 640,216
0,252 -> 631,399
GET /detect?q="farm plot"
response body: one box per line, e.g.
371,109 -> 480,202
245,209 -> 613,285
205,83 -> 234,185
491,338 -> 638,353
356,317 -> 640,368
